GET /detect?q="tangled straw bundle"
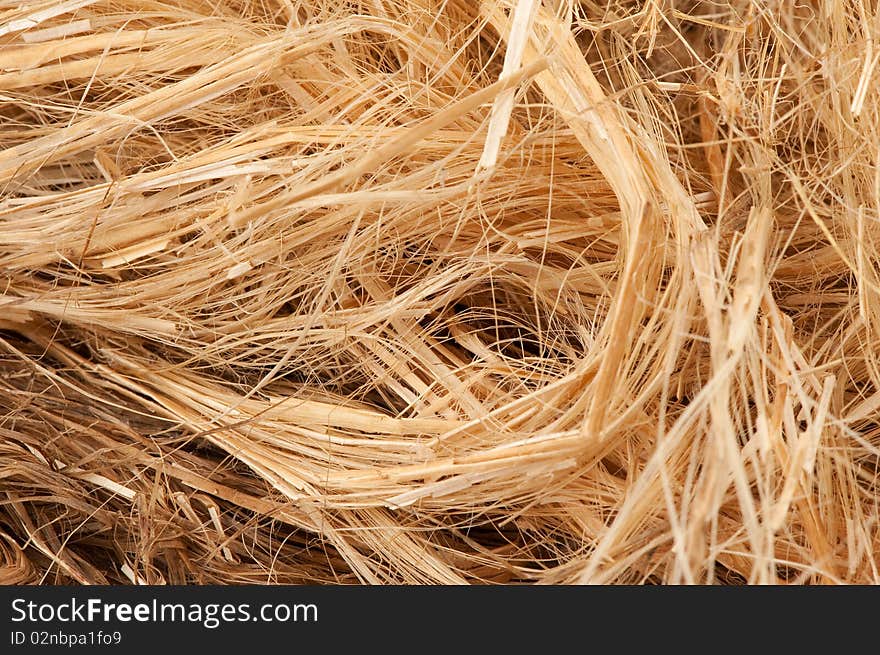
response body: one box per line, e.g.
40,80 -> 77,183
1,0 -> 880,585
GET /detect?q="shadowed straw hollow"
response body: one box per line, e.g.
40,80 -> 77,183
1,0 -> 880,584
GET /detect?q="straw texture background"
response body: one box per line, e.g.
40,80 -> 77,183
2,0 -> 879,584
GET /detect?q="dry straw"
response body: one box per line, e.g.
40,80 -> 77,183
1,0 -> 879,584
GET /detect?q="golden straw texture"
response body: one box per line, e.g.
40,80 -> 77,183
2,0 -> 880,584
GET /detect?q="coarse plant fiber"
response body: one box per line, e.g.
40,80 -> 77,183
1,0 -> 879,584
